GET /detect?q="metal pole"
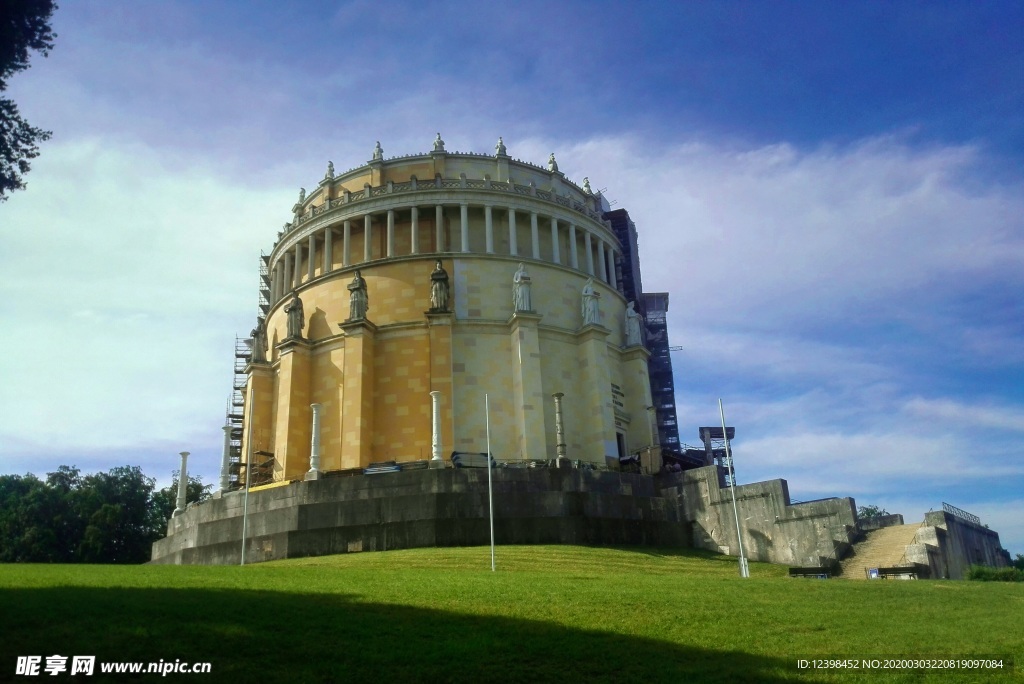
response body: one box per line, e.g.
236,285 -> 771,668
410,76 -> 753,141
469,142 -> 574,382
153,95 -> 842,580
486,394 -> 495,572
240,392 -> 255,566
720,399 -> 749,578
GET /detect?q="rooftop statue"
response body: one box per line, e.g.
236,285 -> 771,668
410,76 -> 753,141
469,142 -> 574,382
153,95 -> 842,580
548,153 -> 558,173
495,136 -> 507,156
583,177 -> 593,194
372,141 -> 383,161
433,132 -> 445,152
324,161 -> 334,180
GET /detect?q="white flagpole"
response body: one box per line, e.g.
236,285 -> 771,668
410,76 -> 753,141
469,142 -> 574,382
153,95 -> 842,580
486,393 -> 495,572
720,398 -> 749,578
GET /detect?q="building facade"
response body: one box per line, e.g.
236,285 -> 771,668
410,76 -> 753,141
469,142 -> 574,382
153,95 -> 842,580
235,138 -> 656,484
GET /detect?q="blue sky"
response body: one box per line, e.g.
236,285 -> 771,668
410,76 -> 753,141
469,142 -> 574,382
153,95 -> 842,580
2,1 -> 1022,553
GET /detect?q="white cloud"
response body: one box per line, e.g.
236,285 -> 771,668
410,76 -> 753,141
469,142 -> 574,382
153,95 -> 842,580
903,396 -> 1024,433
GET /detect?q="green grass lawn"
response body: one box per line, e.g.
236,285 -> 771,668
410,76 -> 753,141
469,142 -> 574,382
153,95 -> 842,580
1,546 -> 1020,683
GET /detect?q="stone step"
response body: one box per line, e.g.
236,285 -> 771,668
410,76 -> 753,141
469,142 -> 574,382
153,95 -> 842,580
839,524 -> 921,579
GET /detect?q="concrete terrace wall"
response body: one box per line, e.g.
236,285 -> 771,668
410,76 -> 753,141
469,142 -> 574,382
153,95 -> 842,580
904,510 -> 1012,580
151,468 -> 691,565
668,466 -> 858,568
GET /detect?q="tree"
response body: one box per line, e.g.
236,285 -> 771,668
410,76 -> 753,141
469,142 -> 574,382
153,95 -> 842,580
857,504 -> 890,519
0,0 -> 57,201
1013,554 -> 1024,572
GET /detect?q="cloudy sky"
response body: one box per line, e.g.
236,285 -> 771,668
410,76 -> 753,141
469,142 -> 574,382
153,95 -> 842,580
2,1 -> 1022,553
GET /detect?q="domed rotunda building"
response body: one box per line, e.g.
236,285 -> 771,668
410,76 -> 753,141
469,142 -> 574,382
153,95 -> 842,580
241,136 -> 654,484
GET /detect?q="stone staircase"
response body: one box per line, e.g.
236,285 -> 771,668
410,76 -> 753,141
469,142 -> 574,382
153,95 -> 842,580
838,524 -> 922,579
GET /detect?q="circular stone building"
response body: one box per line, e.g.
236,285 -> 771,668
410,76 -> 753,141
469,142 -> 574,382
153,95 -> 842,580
244,137 -> 653,483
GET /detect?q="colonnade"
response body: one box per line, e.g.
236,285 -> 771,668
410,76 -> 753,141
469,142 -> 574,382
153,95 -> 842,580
269,202 -> 620,303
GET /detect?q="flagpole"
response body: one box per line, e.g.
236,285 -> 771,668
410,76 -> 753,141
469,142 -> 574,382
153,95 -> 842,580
486,393 -> 495,572
720,398 -> 749,578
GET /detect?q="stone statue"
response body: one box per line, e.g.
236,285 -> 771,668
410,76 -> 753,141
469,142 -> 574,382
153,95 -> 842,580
583,177 -> 593,194
251,319 -> 269,363
372,141 -> 383,161
285,293 -> 304,339
433,132 -> 445,152
581,278 -> 600,326
548,153 -> 558,173
348,270 -> 368,320
325,161 -> 334,180
625,301 -> 643,346
513,263 -> 532,312
429,260 -> 450,312
298,187 -> 306,203
495,136 -> 507,156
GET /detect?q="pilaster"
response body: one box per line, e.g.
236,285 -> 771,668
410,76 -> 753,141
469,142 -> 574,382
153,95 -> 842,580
339,319 -> 378,469
426,312 -> 454,460
271,339 -> 313,480
508,311 -> 547,461
575,323 -> 616,466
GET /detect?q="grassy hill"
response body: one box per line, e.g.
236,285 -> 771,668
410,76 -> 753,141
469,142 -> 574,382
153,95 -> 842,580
1,546 -> 1020,682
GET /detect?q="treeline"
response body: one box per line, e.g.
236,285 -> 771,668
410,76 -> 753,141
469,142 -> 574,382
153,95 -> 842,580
0,465 -> 209,564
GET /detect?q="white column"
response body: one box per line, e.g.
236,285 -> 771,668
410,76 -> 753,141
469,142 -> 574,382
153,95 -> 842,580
597,239 -> 608,282
550,217 -> 560,264
173,451 -> 189,517
410,206 -> 419,254
220,426 -> 232,492
323,228 -> 333,274
553,393 -> 566,461
283,253 -> 293,293
307,403 -> 322,478
435,205 -> 444,251
569,223 -> 579,269
343,220 -> 351,267
530,211 -> 540,259
485,205 -> 494,253
294,243 -> 303,287
307,234 -> 316,280
607,249 -> 617,288
386,209 -> 395,257
508,208 -> 518,255
584,231 -> 594,275
430,391 -> 442,462
364,214 -> 372,262
460,203 -> 469,252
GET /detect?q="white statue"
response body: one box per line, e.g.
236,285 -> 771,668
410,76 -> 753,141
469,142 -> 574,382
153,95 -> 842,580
433,132 -> 445,152
513,263 -> 532,312
625,301 -> 643,346
495,136 -> 507,156
548,153 -> 558,173
372,141 -> 383,160
325,161 -> 334,180
581,278 -> 600,326
582,177 -> 593,194
429,260 -> 450,312
298,187 -> 306,203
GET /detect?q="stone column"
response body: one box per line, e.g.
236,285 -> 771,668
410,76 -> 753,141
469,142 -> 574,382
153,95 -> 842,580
460,203 -> 469,252
508,208 -> 518,255
584,231 -> 594,275
219,426 -> 231,492
294,243 -> 303,287
173,451 -> 189,517
410,206 -> 419,254
283,253 -> 293,295
430,390 -> 442,465
435,205 -> 444,251
552,392 -> 567,463
343,220 -> 351,267
530,212 -> 540,259
596,239 -> 608,282
307,234 -> 316,280
485,205 -> 494,253
607,249 -> 617,289
569,223 -> 579,269
550,217 -> 560,264
386,209 -> 395,257
364,214 -> 373,262
305,403 -> 323,480
271,264 -> 280,302
323,227 -> 333,274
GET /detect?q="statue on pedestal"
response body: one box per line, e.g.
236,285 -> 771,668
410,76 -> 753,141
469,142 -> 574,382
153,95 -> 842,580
324,161 -> 334,180
625,301 -> 643,346
495,136 -> 507,156
581,278 -> 600,326
348,270 -> 368,320
429,260 -> 450,312
372,141 -> 383,161
513,263 -> 532,312
548,153 -> 558,173
433,133 -> 445,152
285,293 -> 304,339
251,319 -> 269,362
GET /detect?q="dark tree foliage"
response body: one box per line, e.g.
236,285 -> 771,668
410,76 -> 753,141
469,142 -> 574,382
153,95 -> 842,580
857,504 -> 890,519
1014,554 -> 1024,572
0,0 -> 57,201
0,464 -> 210,564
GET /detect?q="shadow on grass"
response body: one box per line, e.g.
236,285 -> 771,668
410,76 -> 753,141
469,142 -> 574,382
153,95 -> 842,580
1,587 -> 825,683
